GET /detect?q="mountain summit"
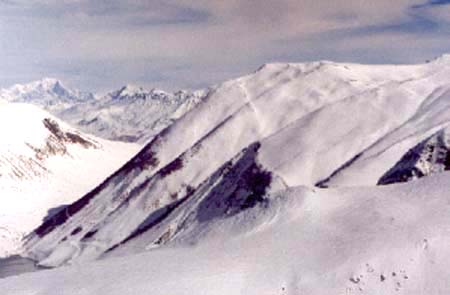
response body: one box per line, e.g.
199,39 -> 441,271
107,84 -> 168,98
0,78 -> 95,111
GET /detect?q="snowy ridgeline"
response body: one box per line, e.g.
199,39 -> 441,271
20,55 -> 450,265
2,56 -> 450,294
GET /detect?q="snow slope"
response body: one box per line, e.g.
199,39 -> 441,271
22,55 -> 450,266
0,103 -> 140,257
3,173 -> 450,295
320,87 -> 450,187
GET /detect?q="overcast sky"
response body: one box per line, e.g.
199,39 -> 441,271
1,0 -> 450,92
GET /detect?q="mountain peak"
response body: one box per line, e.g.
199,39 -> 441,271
7,78 -> 62,93
120,84 -> 148,96
0,78 -> 94,106
109,84 -> 171,101
23,78 -> 67,93
39,77 -> 60,86
109,84 -> 148,99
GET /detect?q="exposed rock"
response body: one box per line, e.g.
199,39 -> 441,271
378,128 -> 450,185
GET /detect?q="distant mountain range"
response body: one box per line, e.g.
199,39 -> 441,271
0,79 -> 206,143
0,78 -> 94,110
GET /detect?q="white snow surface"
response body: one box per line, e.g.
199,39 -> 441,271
21,55 -> 450,267
2,173 -> 450,295
0,103 -> 140,257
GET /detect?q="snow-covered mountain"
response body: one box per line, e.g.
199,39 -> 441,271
2,55 -> 450,295
21,55 -> 450,268
0,103 -> 140,257
0,78 -> 95,111
0,80 -> 205,143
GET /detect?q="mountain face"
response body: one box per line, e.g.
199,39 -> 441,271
21,56 -> 450,267
0,80 -> 205,143
0,103 -> 140,257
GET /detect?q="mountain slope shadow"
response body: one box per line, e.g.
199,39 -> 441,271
106,193 -> 193,252
195,142 -> 272,223
109,142 -> 274,250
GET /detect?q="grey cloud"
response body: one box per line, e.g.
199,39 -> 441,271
0,0 -> 449,92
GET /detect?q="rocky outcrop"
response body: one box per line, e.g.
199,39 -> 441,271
378,128 -> 450,185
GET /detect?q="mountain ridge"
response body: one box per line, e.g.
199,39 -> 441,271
21,55 -> 450,267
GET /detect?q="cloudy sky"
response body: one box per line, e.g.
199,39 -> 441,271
1,0 -> 450,92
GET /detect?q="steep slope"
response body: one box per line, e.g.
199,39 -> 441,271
56,86 -> 206,143
22,56 -> 450,266
320,87 -> 450,187
3,173 -> 450,294
0,103 -> 140,257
